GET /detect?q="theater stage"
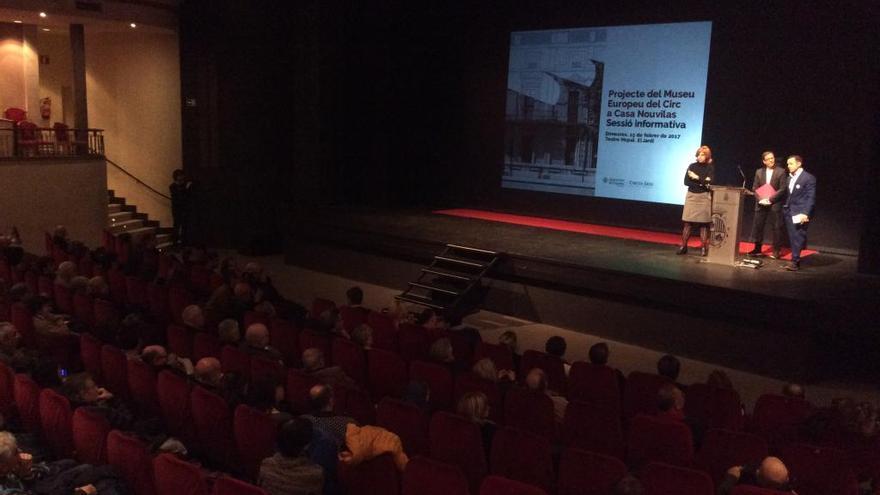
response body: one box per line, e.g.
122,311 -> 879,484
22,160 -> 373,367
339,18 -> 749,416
285,206 -> 880,381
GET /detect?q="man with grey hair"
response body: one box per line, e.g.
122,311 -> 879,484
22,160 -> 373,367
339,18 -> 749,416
182,304 -> 205,331
525,368 -> 568,424
301,348 -> 355,389
241,323 -> 282,361
718,456 -> 796,494
0,322 -> 36,373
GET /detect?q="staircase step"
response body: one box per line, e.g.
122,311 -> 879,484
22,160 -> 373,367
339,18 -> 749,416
115,226 -> 157,238
155,233 -> 173,243
108,211 -> 134,223
408,282 -> 460,296
447,244 -> 499,257
435,255 -> 489,269
108,203 -> 123,213
395,294 -> 445,310
108,219 -> 145,233
421,268 -> 474,282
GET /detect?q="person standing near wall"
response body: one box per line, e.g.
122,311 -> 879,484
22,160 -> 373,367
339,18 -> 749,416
169,169 -> 194,245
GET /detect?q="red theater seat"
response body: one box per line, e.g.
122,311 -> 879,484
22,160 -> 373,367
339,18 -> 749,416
269,317 -> 300,366
521,350 -> 567,394
107,430 -> 156,495
454,372 -> 504,423
640,461 -> 714,495
0,363 -> 14,418
695,428 -> 768,484
339,452 -> 401,495
366,311 -> 398,351
430,411 -> 488,493
125,276 -> 148,308
10,303 -> 35,348
376,397 -> 430,457
127,358 -> 160,417
627,414 -> 694,468
779,443 -> 858,495
310,297 -> 336,319
624,371 -> 672,419
100,344 -> 129,399
685,383 -> 745,431
147,283 -> 170,324
402,456 -> 469,495
251,355 -> 284,385
398,323 -> 429,362
107,268 -> 127,305
299,329 -> 332,362
474,342 -> 516,374
562,400 -> 626,460
72,407 -> 111,464
480,476 -> 548,495
193,332 -> 221,361
14,374 -> 41,434
153,453 -> 209,495
80,332 -> 104,382
558,447 -> 627,495
750,394 -> 812,450
167,324 -> 193,359
730,487 -> 796,495
285,368 -> 318,414
567,362 -> 621,411
340,305 -> 370,332
367,348 -> 408,400
212,476 -> 268,495
503,387 -> 556,440
409,360 -> 453,410
190,385 -> 236,469
169,287 -> 193,325
94,298 -> 119,330
157,369 -> 193,443
220,345 -> 251,379
233,404 -> 278,481
38,388 -> 74,459
490,426 -> 555,494
243,310 -> 269,330
333,384 -> 376,425
332,337 -> 367,386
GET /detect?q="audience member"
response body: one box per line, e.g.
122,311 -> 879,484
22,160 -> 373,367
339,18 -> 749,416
247,379 -> 292,425
217,318 -> 241,345
456,392 -> 496,459
86,276 -> 109,299
0,322 -> 37,372
258,417 -> 324,495
141,344 -> 193,375
350,324 -> 373,350
707,369 -> 735,389
53,261 -> 76,288
61,372 -> 134,430
26,296 -> 71,336
402,380 -> 431,412
301,384 -> 355,447
498,331 -> 521,372
589,342 -> 609,365
243,262 -> 282,305
525,368 -> 567,423
68,276 -> 89,295
782,383 -> 805,399
241,323 -> 283,361
472,357 -> 515,383
718,456 -> 795,494
302,348 -> 355,389
657,354 -> 684,390
545,335 -> 571,375
657,383 -> 705,447
613,474 -> 644,495
181,304 -> 205,332
193,357 -> 246,406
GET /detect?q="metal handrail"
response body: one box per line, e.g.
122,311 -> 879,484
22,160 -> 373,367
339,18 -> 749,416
105,157 -> 172,201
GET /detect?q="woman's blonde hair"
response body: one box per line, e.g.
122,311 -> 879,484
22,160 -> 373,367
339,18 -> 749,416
457,391 -> 490,422
472,358 -> 498,382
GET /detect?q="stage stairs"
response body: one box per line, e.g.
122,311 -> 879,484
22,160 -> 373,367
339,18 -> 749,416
107,190 -> 175,251
396,244 -> 500,312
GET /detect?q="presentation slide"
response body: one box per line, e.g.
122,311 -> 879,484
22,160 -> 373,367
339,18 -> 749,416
501,21 -> 712,205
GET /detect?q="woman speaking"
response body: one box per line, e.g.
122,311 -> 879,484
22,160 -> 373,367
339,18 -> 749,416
677,145 -> 714,256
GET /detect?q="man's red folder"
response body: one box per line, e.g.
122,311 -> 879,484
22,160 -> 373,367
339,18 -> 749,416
755,183 -> 776,200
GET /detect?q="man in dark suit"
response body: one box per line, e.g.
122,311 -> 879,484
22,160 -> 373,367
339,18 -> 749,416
781,155 -> 816,271
748,151 -> 788,258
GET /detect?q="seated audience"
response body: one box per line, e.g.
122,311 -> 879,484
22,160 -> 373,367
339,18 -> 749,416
217,318 -> 241,345
53,261 -> 76,288
350,324 -> 373,350
61,372 -> 134,430
498,330 -> 521,372
657,383 -> 705,446
258,418 -> 324,495
707,369 -> 735,389
402,380 -> 432,413
26,296 -> 71,336
301,348 -> 355,388
243,262 -> 282,305
181,304 -> 205,332
545,335 -> 571,375
141,344 -> 193,375
472,357 -> 515,384
300,384 -> 355,447
247,379 -> 292,424
456,392 -> 496,459
657,354 -> 685,390
241,323 -> 283,361
525,368 -> 567,423
614,474 -> 644,495
718,456 -> 796,494
86,276 -> 109,299
193,357 -> 246,406
782,382 -> 806,399
589,341 -> 626,391
0,322 -> 37,373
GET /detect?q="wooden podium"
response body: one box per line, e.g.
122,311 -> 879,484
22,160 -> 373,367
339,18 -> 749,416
706,186 -> 749,265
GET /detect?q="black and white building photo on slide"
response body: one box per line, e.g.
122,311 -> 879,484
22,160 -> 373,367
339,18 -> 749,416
503,29 -> 605,196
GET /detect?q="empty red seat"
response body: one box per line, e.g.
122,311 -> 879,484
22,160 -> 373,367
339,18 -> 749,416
398,323 -> 429,362
339,452 -> 401,495
285,368 -> 319,414
490,426 -> 555,493
332,337 -> 367,386
251,355 -> 284,385
367,311 -> 398,351
169,287 -> 193,325
39,388 -> 74,459
640,461 -> 714,495
558,447 -> 627,495
153,453 -> 209,495
125,276 -> 148,308
100,344 -> 129,399
503,387 -> 556,440
430,411 -> 487,493
333,384 -> 376,425
367,348 -> 408,400
562,400 -> 625,459
0,363 -> 14,418
269,318 -> 300,366
480,475 -> 548,495
127,358 -> 160,417
627,414 -> 694,468
148,283 -> 170,324
80,332 -> 104,382
73,293 -> 95,328
220,345 -> 251,379
94,298 -> 119,330
339,305 -> 370,332
695,428 -> 768,484
13,373 -> 41,433
157,369 -> 193,443
474,342 -> 516,373
233,404 -> 278,481
402,456 -> 469,495
107,268 -> 127,305
188,265 -> 214,296
167,324 -> 194,359
376,397 -> 430,457
750,394 -> 812,450
310,297 -> 336,319
193,332 -> 222,361
107,430 -> 156,495
212,476 -> 268,495
53,284 -> 74,314
521,350 -> 567,394
191,385 -> 236,468
72,407 -> 111,464
409,360 -> 453,410
685,383 -> 744,431
624,371 -> 672,419
779,443 -> 858,495
454,372 -> 504,423
567,362 -> 621,410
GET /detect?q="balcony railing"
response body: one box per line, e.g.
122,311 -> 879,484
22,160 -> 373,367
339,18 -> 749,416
0,126 -> 105,159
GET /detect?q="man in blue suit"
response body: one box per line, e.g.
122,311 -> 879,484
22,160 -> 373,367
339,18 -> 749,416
781,155 -> 816,271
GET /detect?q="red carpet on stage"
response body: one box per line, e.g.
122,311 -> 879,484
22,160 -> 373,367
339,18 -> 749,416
433,209 -> 816,259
